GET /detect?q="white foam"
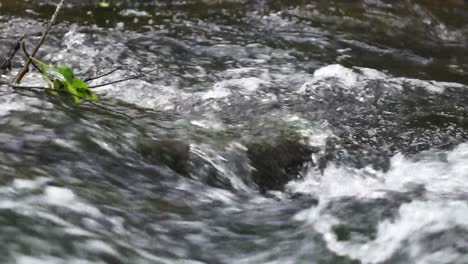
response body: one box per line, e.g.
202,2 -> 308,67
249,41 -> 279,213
119,9 -> 151,17
282,115 -> 332,147
298,64 -> 359,94
314,64 -> 359,88
44,186 -> 77,204
63,24 -> 86,50
393,77 -> 445,93
201,83 -> 231,100
189,143 -> 251,194
190,115 -> 225,131
287,165 -> 386,200
85,240 -> 118,256
49,25 -> 98,71
290,143 -> 468,200
298,64 -> 466,95
16,256 -> 100,264
43,186 -> 102,217
224,67 -> 261,76
302,201 -> 468,264
202,77 -> 270,100
13,177 -> 50,190
355,67 -> 387,79
95,80 -> 190,111
291,143 -> 468,263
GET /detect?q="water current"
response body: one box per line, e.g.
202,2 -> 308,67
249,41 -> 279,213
0,0 -> 468,263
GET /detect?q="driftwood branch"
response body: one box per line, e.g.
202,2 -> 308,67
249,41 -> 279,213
13,0 -> 65,84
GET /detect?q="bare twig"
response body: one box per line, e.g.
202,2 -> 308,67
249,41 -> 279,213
84,67 -> 122,82
1,34 -> 25,71
21,40 -> 43,73
13,0 -> 65,84
9,85 -> 51,89
88,75 -> 142,89
88,68 -> 158,89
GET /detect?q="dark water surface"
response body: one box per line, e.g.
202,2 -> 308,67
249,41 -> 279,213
1,0 -> 468,263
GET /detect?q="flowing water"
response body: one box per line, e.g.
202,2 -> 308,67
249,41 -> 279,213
1,0 -> 468,263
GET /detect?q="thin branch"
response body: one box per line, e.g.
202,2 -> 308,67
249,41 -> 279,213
21,40 -> 43,73
13,0 -> 65,84
83,67 -> 122,82
10,85 -> 50,89
88,68 -> 158,89
88,75 -> 142,89
1,34 -> 25,71
11,84 -> 133,119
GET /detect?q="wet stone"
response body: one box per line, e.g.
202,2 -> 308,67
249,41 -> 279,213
246,130 -> 314,192
138,138 -> 190,175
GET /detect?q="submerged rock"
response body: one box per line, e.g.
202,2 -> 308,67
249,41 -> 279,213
138,138 -> 190,175
246,129 -> 314,192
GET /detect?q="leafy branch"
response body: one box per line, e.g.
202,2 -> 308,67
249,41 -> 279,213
0,0 -> 157,119
10,84 -> 133,119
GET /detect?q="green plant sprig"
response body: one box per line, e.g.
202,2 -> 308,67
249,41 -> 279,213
30,56 -> 98,103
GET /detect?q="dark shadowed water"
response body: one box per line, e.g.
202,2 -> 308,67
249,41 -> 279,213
1,0 -> 468,263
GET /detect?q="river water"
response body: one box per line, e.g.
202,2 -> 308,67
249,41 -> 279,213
0,0 -> 468,263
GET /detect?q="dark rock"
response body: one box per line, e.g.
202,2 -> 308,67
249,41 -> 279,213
246,130 -> 314,192
332,224 -> 351,241
138,139 -> 190,175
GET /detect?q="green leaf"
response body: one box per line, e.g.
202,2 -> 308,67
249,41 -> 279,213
71,78 -> 88,90
71,77 -> 98,101
65,82 -> 80,103
30,57 -> 99,103
30,56 -> 53,87
56,66 -> 75,82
